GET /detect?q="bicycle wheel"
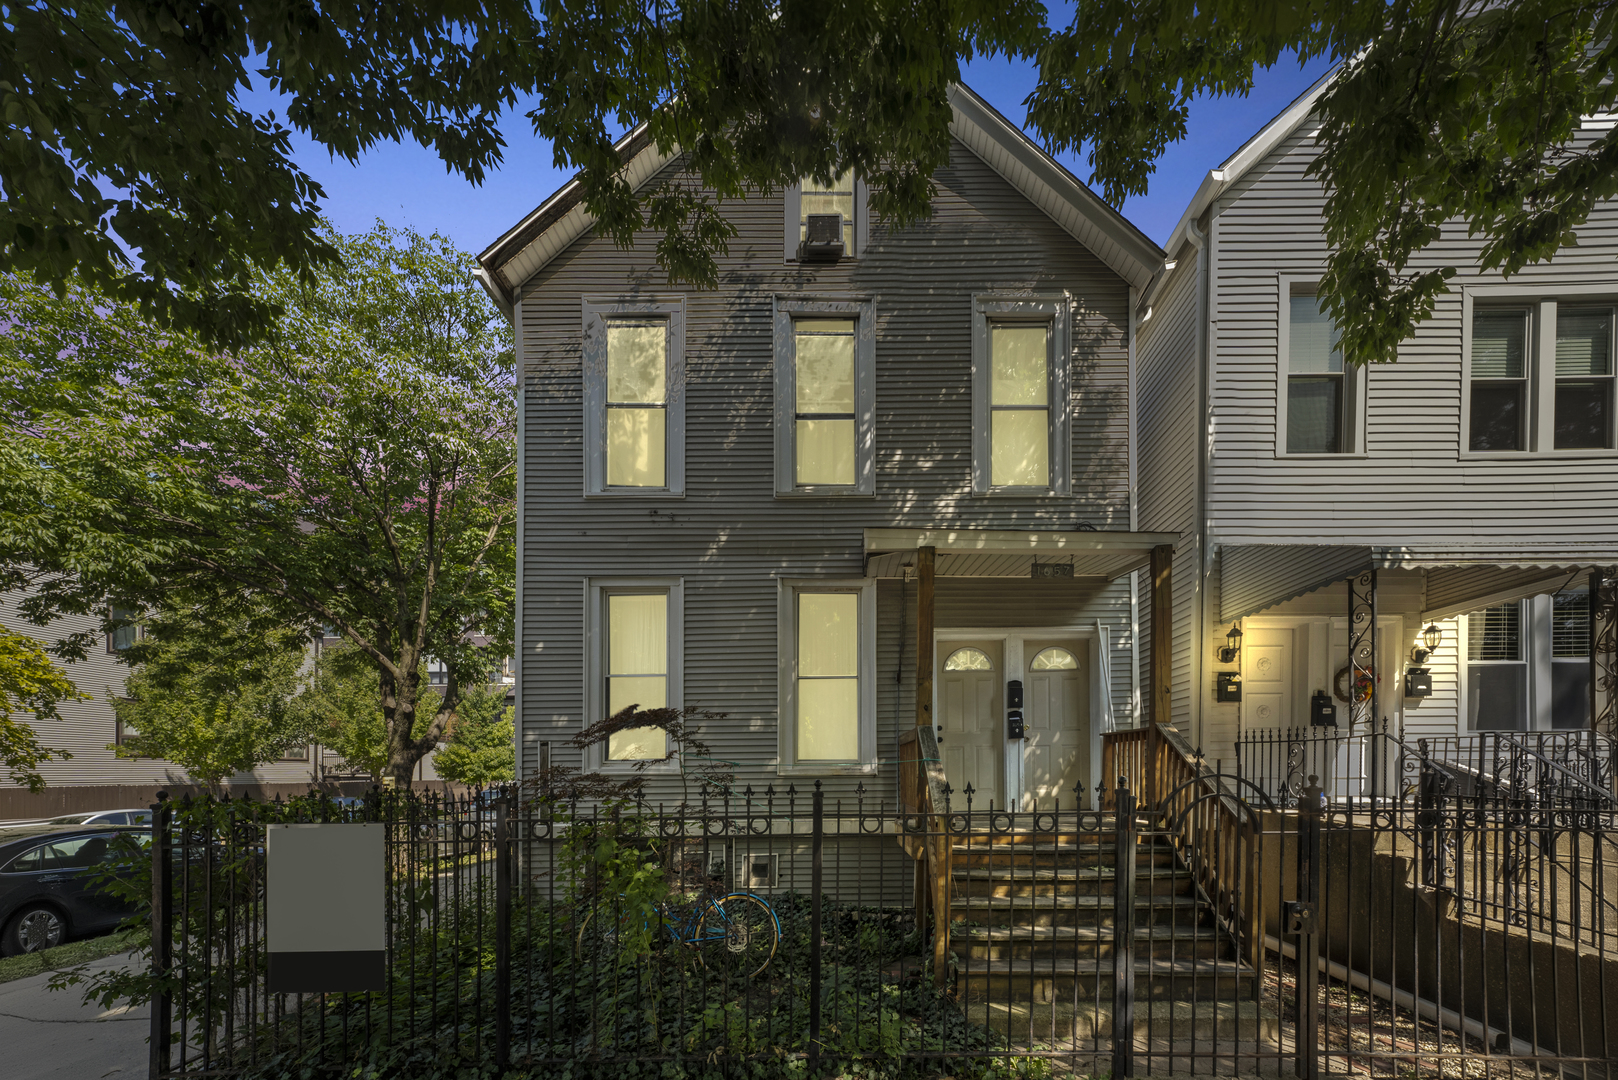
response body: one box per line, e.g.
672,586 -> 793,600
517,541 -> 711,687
575,904 -> 633,962
695,893 -> 780,978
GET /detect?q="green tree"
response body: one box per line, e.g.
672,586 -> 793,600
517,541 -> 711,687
110,610 -> 318,791
0,626 -> 80,791
433,681 -> 515,786
301,643 -> 403,783
0,223 -> 515,788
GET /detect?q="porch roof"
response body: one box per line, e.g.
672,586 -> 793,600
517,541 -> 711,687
1218,542 -> 1618,623
863,527 -> 1178,580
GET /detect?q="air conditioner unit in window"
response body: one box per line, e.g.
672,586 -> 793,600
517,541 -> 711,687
799,213 -> 845,262
740,852 -> 779,890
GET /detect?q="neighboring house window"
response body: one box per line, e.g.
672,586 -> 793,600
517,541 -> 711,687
583,579 -> 683,769
1550,590 -> 1591,729
426,658 -> 448,685
1465,593 -> 1591,730
777,579 -> 876,772
107,605 -> 138,653
1286,295 -> 1346,453
971,295 -> 1073,494
114,709 -> 140,750
773,296 -> 876,494
1470,309 -> 1530,452
582,299 -> 686,495
1554,307 -> 1615,450
784,172 -> 865,260
1467,601 -> 1527,729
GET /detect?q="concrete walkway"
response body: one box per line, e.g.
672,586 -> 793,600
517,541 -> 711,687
0,951 -> 148,1080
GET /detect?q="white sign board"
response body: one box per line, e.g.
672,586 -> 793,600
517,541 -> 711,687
265,823 -> 385,993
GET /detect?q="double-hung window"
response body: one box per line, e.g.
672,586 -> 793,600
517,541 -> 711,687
971,295 -> 1072,494
1554,307 -> 1615,449
1465,298 -> 1617,453
1285,295 -> 1348,453
1550,591 -> 1592,728
1464,592 -> 1592,730
107,604 -> 138,654
1466,601 -> 1528,729
583,299 -> 686,495
1470,310 -> 1530,452
778,579 -> 876,772
585,579 -> 683,768
773,297 -> 876,494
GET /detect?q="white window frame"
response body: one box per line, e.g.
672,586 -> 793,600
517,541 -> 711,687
1460,285 -> 1618,458
773,295 -> 877,496
784,176 -> 871,262
581,297 -> 687,495
971,293 -> 1073,495
583,577 -> 684,774
1275,277 -> 1366,457
776,577 -> 877,776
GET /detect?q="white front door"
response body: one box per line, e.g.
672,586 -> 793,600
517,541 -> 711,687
1242,626 -> 1299,732
1021,639 -> 1088,810
939,640 -> 1004,808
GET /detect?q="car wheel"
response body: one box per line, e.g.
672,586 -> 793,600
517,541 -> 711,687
2,904 -> 67,956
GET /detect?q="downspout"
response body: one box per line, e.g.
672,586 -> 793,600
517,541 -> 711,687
1185,215 -> 1212,752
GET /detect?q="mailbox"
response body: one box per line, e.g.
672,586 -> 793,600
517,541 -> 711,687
1310,689 -> 1336,727
1007,711 -> 1025,739
1405,667 -> 1433,698
1215,671 -> 1241,703
1006,680 -> 1023,709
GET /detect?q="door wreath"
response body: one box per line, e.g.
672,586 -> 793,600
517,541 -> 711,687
1333,664 -> 1377,704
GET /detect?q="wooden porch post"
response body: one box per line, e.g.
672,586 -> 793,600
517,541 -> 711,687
1148,544 -> 1174,808
915,546 -> 936,729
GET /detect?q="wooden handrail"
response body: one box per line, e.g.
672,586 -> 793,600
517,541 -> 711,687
895,726 -> 952,987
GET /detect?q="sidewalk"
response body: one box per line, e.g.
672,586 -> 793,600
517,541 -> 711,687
0,951 -> 148,1079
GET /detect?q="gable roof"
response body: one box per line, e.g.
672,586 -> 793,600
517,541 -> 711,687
475,83 -> 1164,311
1159,67 -> 1337,264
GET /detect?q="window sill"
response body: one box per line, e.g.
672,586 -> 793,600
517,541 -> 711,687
1458,448 -> 1618,461
1273,452 -> 1370,460
970,488 -> 1067,498
775,763 -> 879,777
583,489 -> 687,498
774,489 -> 876,499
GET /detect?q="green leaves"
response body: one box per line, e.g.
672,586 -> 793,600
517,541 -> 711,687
433,682 -> 516,786
0,626 -> 81,791
1029,0 -> 1618,365
0,222 -> 515,786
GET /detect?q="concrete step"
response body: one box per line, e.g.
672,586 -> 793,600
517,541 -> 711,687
949,842 -> 1179,870
950,893 -> 1208,929
967,998 -> 1280,1045
951,866 -> 1193,899
955,957 -> 1258,1002
954,923 -> 1228,962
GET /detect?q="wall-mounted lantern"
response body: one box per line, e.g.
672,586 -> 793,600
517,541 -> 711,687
1409,623 -> 1442,665
1216,623 -> 1243,664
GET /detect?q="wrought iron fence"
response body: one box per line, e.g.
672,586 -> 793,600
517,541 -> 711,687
127,777 -> 1615,1080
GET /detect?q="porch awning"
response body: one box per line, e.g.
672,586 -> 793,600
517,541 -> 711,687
1217,543 -> 1618,623
863,528 -> 1179,580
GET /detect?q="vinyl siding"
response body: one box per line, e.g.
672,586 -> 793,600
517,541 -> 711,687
1133,250 -> 1202,731
1206,120 -> 1618,547
516,138 -> 1137,804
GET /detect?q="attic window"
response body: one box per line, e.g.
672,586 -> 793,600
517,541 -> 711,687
787,172 -> 862,261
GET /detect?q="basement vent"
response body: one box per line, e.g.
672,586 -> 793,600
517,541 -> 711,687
741,852 -> 779,890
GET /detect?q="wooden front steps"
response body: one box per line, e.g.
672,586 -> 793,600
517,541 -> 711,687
946,820 -> 1256,1007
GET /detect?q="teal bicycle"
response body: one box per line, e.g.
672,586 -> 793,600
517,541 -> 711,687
575,883 -> 782,977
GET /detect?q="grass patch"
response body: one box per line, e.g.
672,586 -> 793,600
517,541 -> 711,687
0,929 -> 142,985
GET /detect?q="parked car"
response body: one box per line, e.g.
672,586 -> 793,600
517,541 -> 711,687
0,809 -> 152,831
0,825 -> 149,956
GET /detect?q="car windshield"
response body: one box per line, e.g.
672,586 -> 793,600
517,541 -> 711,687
47,812 -> 97,824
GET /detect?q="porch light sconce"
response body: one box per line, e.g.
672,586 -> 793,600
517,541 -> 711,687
1216,623 -> 1243,665
1409,623 -> 1442,665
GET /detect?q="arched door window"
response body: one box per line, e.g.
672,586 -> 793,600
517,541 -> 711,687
943,647 -> 994,671
1029,647 -> 1078,671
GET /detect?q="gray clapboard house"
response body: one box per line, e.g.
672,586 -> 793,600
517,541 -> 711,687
1134,72 -> 1618,787
476,84 -> 1177,829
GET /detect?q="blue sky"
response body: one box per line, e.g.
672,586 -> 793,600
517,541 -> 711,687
258,52 -> 1333,256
